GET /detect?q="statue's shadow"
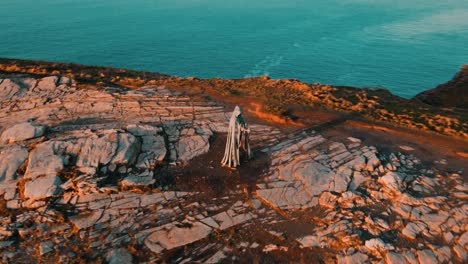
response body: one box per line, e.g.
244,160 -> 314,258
165,132 -> 272,198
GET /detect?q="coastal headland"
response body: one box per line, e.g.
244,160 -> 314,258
0,58 -> 466,263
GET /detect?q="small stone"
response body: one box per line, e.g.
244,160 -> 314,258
106,248 -> 133,264
297,235 -> 320,248
205,250 -> 227,263
39,241 -> 54,255
444,232 -> 454,243
6,199 -> 21,209
402,222 -> 425,239
319,192 -> 337,208
347,137 -> 361,143
0,241 -> 14,249
262,244 -> 288,252
364,238 -> 394,251
399,145 -> 415,151
402,251 -> 418,264
458,231 -> 468,247
453,245 -> 467,261
120,174 -> 155,187
337,252 -> 369,264
433,246 -> 451,263
385,252 -> 407,264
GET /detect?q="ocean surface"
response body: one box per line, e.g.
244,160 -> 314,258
1,0 -> 468,98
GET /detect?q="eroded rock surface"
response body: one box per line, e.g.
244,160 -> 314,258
0,75 -> 466,263
253,129 -> 467,263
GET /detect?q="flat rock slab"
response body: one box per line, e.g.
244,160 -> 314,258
69,209 -> 104,230
144,221 -> 212,253
256,186 -> 314,210
210,211 -> 253,230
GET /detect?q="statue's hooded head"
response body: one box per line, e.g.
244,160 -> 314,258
233,106 -> 242,117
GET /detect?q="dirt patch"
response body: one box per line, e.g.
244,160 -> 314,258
166,133 -> 271,199
322,119 -> 468,175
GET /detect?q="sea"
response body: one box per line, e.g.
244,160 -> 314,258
1,0 -> 468,98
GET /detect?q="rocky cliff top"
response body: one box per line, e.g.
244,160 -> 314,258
0,59 -> 467,263
414,65 -> 468,110
0,58 -> 466,139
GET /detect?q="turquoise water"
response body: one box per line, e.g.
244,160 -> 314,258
1,0 -> 468,98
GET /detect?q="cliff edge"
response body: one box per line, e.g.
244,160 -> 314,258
414,65 -> 468,110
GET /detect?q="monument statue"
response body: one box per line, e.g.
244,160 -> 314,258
221,106 -> 251,168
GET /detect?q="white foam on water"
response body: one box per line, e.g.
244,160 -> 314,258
373,9 -> 468,39
245,55 -> 284,77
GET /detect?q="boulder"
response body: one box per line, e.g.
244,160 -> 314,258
111,133 -> 140,165
135,134 -> 166,169
0,79 -> 21,100
0,145 -> 28,183
24,141 -> 65,180
23,175 -> 62,200
0,122 -> 45,144
37,76 -> 58,91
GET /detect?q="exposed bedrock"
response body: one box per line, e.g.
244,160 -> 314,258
0,75 -> 466,263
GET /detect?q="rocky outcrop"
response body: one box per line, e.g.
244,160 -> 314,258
0,73 -> 466,263
0,122 -> 45,144
1,58 -> 467,139
253,128 -> 467,263
256,134 -> 379,210
414,65 -> 468,109
0,75 -> 280,205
